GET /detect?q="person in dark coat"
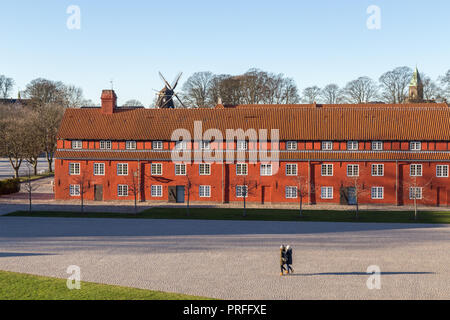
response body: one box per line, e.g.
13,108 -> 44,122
285,245 -> 294,274
280,245 -> 287,276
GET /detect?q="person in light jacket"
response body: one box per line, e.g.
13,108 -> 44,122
280,245 -> 287,276
285,245 -> 294,274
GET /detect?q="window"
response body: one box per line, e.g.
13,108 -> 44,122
285,186 -> 297,199
410,164 -> 423,177
69,184 -> 80,196
117,163 -> 128,176
371,164 -> 384,176
175,164 -> 186,175
286,141 -> 297,150
371,187 -> 384,199
409,187 -> 423,200
69,163 -> 80,175
236,163 -> 248,175
151,185 -> 162,197
321,187 -> 333,199
117,185 -> 128,197
151,163 -> 162,176
372,141 -> 383,151
94,163 -> 105,176
322,141 -> 333,150
286,164 -> 298,176
260,164 -> 272,176
347,141 -> 359,151
347,164 -> 359,177
199,163 -> 211,175
199,185 -> 211,198
71,140 -> 82,149
236,185 -> 248,198
436,165 -> 449,178
100,140 -> 112,150
410,141 -> 422,151
126,141 -> 136,150
152,141 -> 163,150
201,141 -> 210,150
321,164 -> 333,176
237,140 -> 248,150
175,141 -> 187,150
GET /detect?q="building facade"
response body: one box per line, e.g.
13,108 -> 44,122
54,90 -> 450,207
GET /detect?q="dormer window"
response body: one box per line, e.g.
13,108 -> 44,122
71,140 -> 82,149
126,141 -> 136,150
237,140 -> 248,151
372,141 -> 383,151
175,141 -> 187,150
201,141 -> 211,150
100,140 -> 112,150
322,141 -> 333,150
152,141 -> 163,150
410,141 -> 421,151
347,141 -> 359,151
286,141 -> 297,150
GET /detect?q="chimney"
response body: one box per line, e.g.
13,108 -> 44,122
101,90 -> 117,114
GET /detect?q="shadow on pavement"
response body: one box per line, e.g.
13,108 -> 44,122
291,271 -> 435,276
0,252 -> 55,258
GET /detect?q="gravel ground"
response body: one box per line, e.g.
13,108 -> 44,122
0,217 -> 449,300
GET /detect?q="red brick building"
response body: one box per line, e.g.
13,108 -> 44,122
54,90 -> 450,207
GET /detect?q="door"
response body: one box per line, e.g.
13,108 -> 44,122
94,185 -> 103,201
261,186 -> 271,204
347,187 -> 357,205
176,186 -> 185,203
168,186 -> 177,203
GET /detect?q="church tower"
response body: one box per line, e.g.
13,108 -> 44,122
407,66 -> 424,102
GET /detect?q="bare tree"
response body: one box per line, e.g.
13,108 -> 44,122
439,69 -> 450,100
123,99 -> 144,107
182,71 -> 214,108
379,66 -> 413,103
320,84 -> 341,104
127,169 -> 141,214
72,171 -> 91,214
2,107 -> 27,178
422,75 -> 442,101
230,177 -> 258,217
294,175 -> 309,216
302,86 -> 321,103
23,111 -> 44,176
63,85 -> 85,108
22,163 -> 39,213
343,76 -> 378,103
403,176 -> 434,221
0,75 -> 14,98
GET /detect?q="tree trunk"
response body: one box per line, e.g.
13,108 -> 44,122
134,194 -> 137,215
33,160 -> 38,176
414,198 -> 417,221
299,195 -> 303,217
29,189 -> 32,213
243,197 -> 246,217
46,152 -> 53,173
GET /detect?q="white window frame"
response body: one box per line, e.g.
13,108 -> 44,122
285,186 -> 298,199
409,187 -> 423,200
286,164 -> 298,176
320,187 -> 333,199
236,185 -> 248,198
71,140 -> 82,149
69,184 -> 80,196
286,141 -> 297,150
199,163 -> 211,176
199,185 -> 211,198
175,163 -> 186,176
347,164 -> 359,177
371,187 -> 384,199
100,140 -> 112,150
372,141 -> 383,151
151,163 -> 162,176
126,141 -> 137,150
175,141 -> 187,150
117,163 -> 128,176
237,140 -> 248,151
321,164 -> 333,176
322,141 -> 333,151
200,141 -> 210,150
347,141 -> 359,151
94,163 -> 105,176
117,185 -> 129,197
410,164 -> 423,177
69,163 -> 80,176
151,185 -> 162,197
410,141 -> 422,151
436,165 -> 449,178
371,164 -> 384,177
152,141 -> 163,150
260,164 -> 272,176
236,163 -> 248,176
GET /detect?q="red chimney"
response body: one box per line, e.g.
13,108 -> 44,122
101,90 -> 117,114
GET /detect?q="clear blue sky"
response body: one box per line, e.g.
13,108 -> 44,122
1,0 -> 449,105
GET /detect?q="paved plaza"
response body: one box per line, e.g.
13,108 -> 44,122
0,217 -> 449,299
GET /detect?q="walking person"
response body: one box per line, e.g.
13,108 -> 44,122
280,245 -> 287,276
286,245 -> 294,274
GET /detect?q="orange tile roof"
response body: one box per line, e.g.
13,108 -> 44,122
57,104 -> 450,141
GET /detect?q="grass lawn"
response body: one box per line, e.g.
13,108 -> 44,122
18,172 -> 54,183
0,270 -> 211,300
6,207 -> 450,224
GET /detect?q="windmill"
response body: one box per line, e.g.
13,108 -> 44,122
156,72 -> 186,108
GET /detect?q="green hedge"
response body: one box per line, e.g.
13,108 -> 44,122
0,178 -> 20,195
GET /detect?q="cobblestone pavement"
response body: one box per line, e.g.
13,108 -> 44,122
0,217 -> 448,299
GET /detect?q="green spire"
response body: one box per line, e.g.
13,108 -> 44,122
410,66 -> 422,87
